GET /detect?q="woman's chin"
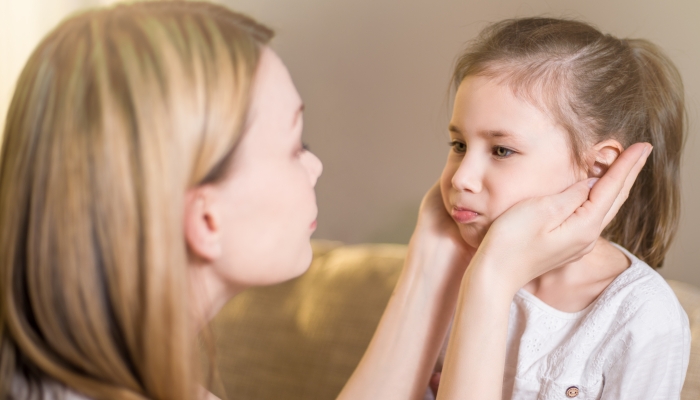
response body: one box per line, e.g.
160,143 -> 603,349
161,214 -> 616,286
280,241 -> 314,282
295,242 -> 315,277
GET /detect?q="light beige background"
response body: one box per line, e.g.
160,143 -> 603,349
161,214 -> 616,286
2,0 -> 699,285
0,0 -> 119,133
223,0 -> 700,286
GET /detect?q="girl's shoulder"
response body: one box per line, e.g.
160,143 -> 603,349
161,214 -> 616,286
600,244 -> 689,333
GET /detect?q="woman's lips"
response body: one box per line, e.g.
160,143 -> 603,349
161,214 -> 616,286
451,207 -> 479,223
310,220 -> 317,230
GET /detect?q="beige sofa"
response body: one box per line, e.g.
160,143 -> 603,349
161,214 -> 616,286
207,241 -> 700,399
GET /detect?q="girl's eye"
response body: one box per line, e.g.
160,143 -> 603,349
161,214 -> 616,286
449,140 -> 466,154
493,146 -> 514,158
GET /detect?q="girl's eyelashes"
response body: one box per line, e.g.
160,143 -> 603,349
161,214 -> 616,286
302,142 -> 310,152
493,146 -> 515,159
449,140 -> 516,159
448,140 -> 467,154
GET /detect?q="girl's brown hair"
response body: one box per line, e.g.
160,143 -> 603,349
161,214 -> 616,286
0,2 -> 272,399
452,17 -> 685,269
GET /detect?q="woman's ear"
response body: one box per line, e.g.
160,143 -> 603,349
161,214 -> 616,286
587,139 -> 625,178
184,187 -> 223,263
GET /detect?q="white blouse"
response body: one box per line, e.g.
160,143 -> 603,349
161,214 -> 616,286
426,245 -> 691,400
503,245 -> 690,399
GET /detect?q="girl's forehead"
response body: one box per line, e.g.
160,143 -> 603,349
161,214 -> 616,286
451,76 -> 567,146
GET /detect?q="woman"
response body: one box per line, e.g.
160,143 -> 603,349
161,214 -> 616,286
0,2 -> 649,399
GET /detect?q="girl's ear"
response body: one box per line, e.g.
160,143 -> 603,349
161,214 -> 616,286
184,186 -> 223,263
587,139 -> 625,178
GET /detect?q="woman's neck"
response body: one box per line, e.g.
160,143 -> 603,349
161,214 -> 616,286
188,264 -> 246,333
521,237 -> 631,313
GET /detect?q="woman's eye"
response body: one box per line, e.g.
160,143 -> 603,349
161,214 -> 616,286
449,140 -> 466,154
493,146 -> 514,158
296,142 -> 309,156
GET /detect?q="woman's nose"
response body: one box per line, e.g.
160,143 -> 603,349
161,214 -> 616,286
304,151 -> 323,186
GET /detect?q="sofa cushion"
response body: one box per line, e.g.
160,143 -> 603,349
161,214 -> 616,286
667,280 -> 700,399
207,241 -> 405,400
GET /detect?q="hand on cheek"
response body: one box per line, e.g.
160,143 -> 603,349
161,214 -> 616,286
471,143 -> 650,294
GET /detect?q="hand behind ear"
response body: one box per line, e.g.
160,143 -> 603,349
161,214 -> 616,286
475,142 -> 651,293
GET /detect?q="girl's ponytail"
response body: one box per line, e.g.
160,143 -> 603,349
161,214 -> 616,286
602,39 -> 685,268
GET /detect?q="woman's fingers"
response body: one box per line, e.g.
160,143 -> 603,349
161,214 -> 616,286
553,143 -> 650,244
584,143 -> 650,216
536,143 -> 649,235
583,142 -> 651,228
543,178 -> 594,231
600,144 -> 651,227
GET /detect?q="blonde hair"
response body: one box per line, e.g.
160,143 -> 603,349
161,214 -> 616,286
452,18 -> 685,269
0,2 -> 272,399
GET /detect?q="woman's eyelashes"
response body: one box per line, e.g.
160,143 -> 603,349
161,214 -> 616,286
448,140 -> 516,159
295,142 -> 310,156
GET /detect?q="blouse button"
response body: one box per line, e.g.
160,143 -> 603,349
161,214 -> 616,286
565,386 -> 580,398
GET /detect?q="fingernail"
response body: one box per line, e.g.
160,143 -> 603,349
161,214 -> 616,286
587,178 -> 599,188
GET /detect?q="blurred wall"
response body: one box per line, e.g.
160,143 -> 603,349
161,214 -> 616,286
224,0 -> 700,286
1,0 -> 698,286
0,0 -> 120,137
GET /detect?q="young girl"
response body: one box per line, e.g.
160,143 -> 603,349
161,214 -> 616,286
433,18 -> 690,399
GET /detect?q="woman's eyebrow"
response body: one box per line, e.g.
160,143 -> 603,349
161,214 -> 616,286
448,124 -> 462,135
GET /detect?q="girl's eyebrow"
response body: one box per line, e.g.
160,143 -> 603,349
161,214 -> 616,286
448,124 -> 522,142
482,129 -> 516,139
482,129 -> 528,147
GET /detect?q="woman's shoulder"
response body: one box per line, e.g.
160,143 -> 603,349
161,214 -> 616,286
11,375 -> 92,400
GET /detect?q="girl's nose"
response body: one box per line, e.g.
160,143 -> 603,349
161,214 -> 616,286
451,154 -> 483,193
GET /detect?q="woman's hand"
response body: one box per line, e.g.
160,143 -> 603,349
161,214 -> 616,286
338,184 -> 477,400
410,182 -> 477,280
472,142 -> 652,294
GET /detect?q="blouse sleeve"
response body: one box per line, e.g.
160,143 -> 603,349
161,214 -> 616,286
600,300 -> 690,400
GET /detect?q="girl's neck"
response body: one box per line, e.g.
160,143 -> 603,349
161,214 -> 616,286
521,237 -> 631,313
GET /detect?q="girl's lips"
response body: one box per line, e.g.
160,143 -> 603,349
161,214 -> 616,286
451,207 -> 479,223
310,220 -> 317,230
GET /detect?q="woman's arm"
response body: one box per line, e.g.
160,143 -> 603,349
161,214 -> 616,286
337,183 -> 477,400
436,143 -> 652,400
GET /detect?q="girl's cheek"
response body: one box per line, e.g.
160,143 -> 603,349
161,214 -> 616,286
440,163 -> 458,191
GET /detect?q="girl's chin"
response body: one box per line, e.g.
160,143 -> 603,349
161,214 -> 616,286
458,228 -> 485,249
